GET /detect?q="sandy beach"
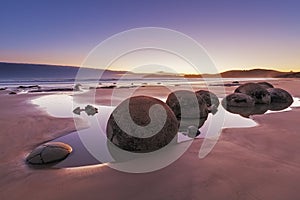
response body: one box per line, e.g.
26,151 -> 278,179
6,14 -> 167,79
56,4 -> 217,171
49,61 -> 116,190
1,78 -> 300,200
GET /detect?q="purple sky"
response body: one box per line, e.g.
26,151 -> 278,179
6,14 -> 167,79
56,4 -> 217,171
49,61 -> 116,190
1,0 -> 300,73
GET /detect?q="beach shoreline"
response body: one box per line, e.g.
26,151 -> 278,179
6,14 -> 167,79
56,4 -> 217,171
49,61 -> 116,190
1,78 -> 300,200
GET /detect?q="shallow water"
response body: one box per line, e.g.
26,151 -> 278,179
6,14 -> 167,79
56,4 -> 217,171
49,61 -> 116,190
31,94 -> 300,168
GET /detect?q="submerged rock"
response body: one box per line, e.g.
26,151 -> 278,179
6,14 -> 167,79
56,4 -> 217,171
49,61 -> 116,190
74,84 -> 82,91
17,85 -> 40,89
73,107 -> 83,115
84,105 -> 98,116
29,88 -> 74,93
107,96 -> 178,153
235,83 -> 271,104
26,142 -> 72,165
73,105 -> 98,116
100,85 -> 117,89
9,91 -> 17,95
222,93 -> 255,107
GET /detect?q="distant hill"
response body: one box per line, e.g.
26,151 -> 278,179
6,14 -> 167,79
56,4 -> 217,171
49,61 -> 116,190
0,62 -> 127,80
221,69 -> 285,78
276,72 -> 300,78
185,69 -> 300,78
0,62 -> 299,80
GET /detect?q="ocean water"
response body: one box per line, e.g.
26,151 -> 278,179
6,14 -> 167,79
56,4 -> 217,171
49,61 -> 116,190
0,77 -> 277,91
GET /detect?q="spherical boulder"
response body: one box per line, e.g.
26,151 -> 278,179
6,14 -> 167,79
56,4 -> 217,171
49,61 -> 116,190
267,88 -> 293,105
195,90 -> 220,114
26,142 -> 72,165
222,93 -> 255,107
235,83 -> 271,104
106,96 -> 178,153
257,82 -> 274,89
166,90 -> 208,120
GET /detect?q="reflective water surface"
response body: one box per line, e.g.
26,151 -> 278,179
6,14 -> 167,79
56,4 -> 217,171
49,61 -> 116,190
32,94 -> 300,168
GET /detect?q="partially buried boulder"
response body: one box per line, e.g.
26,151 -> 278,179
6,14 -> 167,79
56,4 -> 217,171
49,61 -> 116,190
26,142 -> 72,165
222,93 -> 255,107
235,83 -> 271,104
106,96 -> 178,153
267,88 -> 293,105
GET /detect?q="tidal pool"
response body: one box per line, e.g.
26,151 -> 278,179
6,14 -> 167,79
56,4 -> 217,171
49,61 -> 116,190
31,94 -> 300,168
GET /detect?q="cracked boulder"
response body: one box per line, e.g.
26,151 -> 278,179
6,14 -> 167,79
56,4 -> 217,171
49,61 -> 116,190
26,142 -> 72,165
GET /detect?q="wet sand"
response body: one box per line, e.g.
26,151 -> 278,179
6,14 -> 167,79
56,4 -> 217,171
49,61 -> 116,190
1,78 -> 300,200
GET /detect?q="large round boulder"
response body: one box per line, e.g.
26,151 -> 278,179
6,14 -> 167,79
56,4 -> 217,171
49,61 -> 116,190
195,90 -> 219,114
235,83 -> 271,104
267,88 -> 293,105
106,96 -> 178,153
257,82 -> 274,89
222,93 -> 255,107
166,90 -> 208,120
26,142 -> 72,165
166,90 -> 208,130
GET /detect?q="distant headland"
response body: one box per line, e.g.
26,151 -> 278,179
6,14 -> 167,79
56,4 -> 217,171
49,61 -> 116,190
0,62 -> 299,79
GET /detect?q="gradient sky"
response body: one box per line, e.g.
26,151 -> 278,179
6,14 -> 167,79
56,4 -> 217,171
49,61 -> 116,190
1,0 -> 300,73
